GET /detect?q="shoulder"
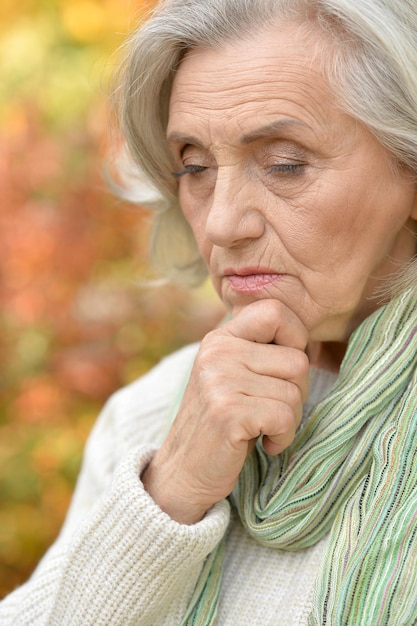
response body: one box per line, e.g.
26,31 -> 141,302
97,342 -> 201,453
110,341 -> 200,412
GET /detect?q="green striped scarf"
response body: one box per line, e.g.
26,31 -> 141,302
182,288 -> 417,625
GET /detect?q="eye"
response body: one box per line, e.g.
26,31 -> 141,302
268,163 -> 305,175
172,165 -> 207,178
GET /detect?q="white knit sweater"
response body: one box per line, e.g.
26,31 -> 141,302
0,343 -> 337,626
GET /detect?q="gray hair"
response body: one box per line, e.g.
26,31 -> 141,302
113,0 -> 417,290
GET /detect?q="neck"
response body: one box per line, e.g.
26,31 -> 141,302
306,341 -> 348,372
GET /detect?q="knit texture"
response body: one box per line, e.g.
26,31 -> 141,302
184,289 -> 417,626
0,345 -> 231,626
0,340 -> 334,625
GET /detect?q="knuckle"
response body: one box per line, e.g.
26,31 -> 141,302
228,423 -> 247,447
199,333 -> 218,357
199,331 -> 234,363
244,299 -> 285,331
260,298 -> 285,323
204,389 -> 226,415
286,381 -> 302,408
277,403 -> 297,431
204,387 -> 239,423
291,349 -> 310,378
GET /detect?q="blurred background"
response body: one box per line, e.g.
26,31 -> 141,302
0,0 -> 224,596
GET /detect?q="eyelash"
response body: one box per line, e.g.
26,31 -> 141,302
172,162 -> 304,179
268,163 -> 304,175
172,165 -> 207,178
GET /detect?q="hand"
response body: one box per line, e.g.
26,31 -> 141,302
142,299 -> 309,524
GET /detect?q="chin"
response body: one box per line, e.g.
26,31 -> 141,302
306,315 -> 356,344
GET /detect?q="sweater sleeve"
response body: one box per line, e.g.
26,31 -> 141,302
0,345 -> 231,626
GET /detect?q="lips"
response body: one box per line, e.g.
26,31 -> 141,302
224,267 -> 283,293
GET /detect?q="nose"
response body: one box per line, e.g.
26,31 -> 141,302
205,166 -> 265,248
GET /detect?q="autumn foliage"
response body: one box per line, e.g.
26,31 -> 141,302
0,0 -> 223,597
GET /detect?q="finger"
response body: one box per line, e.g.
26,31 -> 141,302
263,434 -> 294,456
226,375 -> 304,423
259,402 -> 300,455
231,397 -> 300,451
224,299 -> 308,350
201,335 -> 310,401
240,342 -> 310,401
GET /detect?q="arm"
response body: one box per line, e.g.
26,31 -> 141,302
0,346 -> 230,626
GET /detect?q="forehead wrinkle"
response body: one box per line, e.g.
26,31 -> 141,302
174,37 -> 329,96
168,31 -> 345,154
172,66 -> 327,107
170,72 -> 334,143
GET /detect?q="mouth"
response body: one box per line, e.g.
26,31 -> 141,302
224,267 -> 284,294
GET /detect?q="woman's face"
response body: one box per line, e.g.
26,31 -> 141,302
167,23 -> 417,343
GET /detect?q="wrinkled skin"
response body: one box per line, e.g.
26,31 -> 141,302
142,22 -> 417,523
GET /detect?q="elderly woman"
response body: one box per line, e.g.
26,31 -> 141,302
2,0 -> 417,624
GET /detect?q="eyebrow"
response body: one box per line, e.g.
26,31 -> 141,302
240,118 -> 313,144
166,132 -> 204,147
166,118 -> 313,148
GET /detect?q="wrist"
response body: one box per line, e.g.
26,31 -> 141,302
141,457 -> 209,525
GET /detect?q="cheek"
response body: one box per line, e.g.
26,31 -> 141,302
180,189 -> 199,232
281,179 -> 384,271
179,191 -> 211,258
270,185 -> 358,270
288,178 -> 415,310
